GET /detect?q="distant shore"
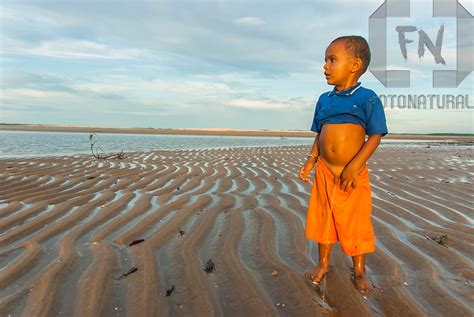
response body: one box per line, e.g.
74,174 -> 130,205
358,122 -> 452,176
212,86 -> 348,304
1,124 -> 473,141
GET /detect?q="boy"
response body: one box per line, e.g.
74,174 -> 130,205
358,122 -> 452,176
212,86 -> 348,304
299,35 -> 388,293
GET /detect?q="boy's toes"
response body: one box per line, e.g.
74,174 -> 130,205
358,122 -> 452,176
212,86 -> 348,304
354,273 -> 374,294
305,272 -> 320,285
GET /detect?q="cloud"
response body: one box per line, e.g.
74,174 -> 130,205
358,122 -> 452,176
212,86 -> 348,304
0,5 -> 63,27
0,0 -> 471,133
0,1 -> 370,76
227,99 -> 288,110
1,88 -> 73,99
234,17 -> 265,26
0,103 -> 59,112
1,70 -> 71,89
151,79 -> 235,95
71,78 -> 235,97
3,38 -> 146,60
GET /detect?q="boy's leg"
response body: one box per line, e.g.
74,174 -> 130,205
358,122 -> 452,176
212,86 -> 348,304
352,253 -> 373,293
306,243 -> 333,283
331,165 -> 374,292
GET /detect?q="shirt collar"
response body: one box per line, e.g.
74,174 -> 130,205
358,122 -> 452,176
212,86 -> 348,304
328,82 -> 362,96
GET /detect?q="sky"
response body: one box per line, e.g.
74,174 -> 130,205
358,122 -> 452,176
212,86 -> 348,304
0,0 -> 473,134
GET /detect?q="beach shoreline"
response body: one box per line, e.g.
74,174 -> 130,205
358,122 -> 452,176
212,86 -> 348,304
1,124 -> 473,141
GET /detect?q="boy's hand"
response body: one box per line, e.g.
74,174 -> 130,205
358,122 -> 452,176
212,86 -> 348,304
338,163 -> 360,191
299,159 -> 316,182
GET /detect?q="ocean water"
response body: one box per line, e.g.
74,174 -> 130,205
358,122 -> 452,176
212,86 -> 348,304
0,131 -> 314,157
0,130 -> 466,158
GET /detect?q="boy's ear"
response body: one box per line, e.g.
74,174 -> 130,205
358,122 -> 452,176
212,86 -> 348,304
351,58 -> 363,73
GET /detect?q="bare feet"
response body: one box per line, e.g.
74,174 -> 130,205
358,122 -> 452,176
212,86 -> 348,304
351,253 -> 373,293
305,263 -> 331,285
353,271 -> 374,293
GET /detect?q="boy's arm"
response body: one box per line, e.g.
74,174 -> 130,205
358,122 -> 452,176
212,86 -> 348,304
299,133 -> 319,182
309,133 -> 320,158
338,134 -> 382,191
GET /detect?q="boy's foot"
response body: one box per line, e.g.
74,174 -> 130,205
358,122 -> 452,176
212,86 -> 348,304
353,272 -> 374,294
305,264 -> 331,285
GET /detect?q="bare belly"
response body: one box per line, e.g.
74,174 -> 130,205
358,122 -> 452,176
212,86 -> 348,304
318,123 -> 366,177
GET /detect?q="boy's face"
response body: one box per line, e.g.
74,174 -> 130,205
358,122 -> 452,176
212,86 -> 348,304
324,41 -> 359,90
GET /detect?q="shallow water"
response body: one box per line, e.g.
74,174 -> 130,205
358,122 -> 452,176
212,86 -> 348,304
0,131 -> 313,157
0,130 -> 468,158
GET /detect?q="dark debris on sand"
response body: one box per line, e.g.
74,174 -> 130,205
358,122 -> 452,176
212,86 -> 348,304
425,234 -> 449,247
166,285 -> 175,297
204,259 -> 215,273
115,267 -> 138,280
128,238 -> 145,247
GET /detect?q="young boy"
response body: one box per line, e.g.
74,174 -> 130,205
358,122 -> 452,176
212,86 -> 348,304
299,35 -> 388,293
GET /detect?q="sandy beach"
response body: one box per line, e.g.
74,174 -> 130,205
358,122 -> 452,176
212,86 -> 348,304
0,143 -> 473,316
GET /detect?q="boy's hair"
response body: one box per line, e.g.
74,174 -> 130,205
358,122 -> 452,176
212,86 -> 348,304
331,36 -> 371,74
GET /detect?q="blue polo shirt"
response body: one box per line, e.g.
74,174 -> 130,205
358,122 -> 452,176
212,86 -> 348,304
310,82 -> 388,136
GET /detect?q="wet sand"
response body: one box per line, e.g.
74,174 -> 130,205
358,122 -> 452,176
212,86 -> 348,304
0,143 -> 473,316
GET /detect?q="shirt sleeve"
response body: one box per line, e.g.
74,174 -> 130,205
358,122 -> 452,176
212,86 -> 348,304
366,94 -> 388,136
310,99 -> 322,133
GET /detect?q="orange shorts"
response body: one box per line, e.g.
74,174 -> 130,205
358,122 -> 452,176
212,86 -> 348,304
305,157 -> 375,256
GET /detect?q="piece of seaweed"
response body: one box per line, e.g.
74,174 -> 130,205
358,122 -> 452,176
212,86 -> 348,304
166,285 -> 175,297
204,259 -> 215,273
115,267 -> 138,280
425,234 -> 448,247
128,239 -> 145,247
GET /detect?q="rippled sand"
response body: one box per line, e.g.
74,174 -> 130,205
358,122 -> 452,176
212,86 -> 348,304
0,144 -> 473,316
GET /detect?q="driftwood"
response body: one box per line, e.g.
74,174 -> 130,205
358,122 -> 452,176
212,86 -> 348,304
89,131 -> 124,160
